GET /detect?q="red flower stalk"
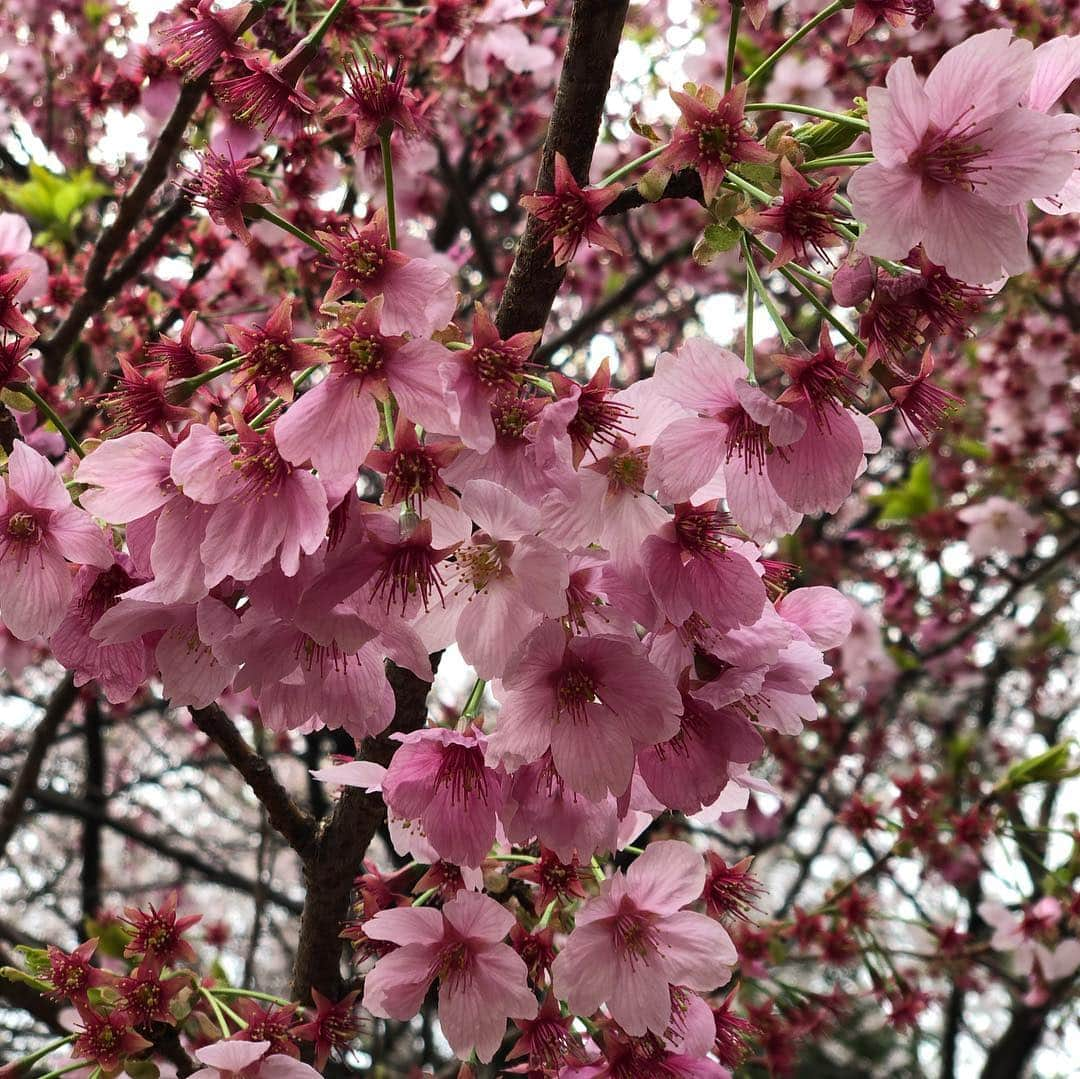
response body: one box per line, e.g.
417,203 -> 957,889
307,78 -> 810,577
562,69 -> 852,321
520,152 -> 624,266
146,313 -> 219,381
847,0 -> 935,45
650,81 -> 774,204
122,892 -> 201,967
217,41 -> 319,135
740,157 -> 842,270
73,1009 -> 152,1071
0,269 -> 37,340
89,357 -> 196,436
225,297 -> 327,401
291,988 -> 363,1070
183,148 -> 272,244
871,348 -> 963,444
160,0 -> 252,78
329,54 -> 428,149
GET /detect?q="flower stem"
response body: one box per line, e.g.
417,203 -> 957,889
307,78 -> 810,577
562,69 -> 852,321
460,678 -> 487,721
37,1063 -> 92,1079
589,857 -> 606,885
745,102 -> 869,131
380,396 -> 396,449
537,899 -> 559,929
250,364 -> 322,428
172,357 -> 241,398
744,254 -> 756,383
723,170 -> 774,206
412,887 -> 438,907
304,0 -> 350,49
198,984 -> 234,1037
800,153 -> 875,172
210,986 -> 296,1007
13,383 -> 85,458
776,264 -> 865,355
748,236 -> 833,288
724,2 -> 741,93
380,130 -> 398,249
745,0 -> 847,86
9,1034 -> 76,1071
742,238 -> 793,346
251,207 -> 328,253
596,145 -> 664,189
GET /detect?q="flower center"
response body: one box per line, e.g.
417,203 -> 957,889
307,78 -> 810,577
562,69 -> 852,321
719,405 -> 770,472
457,540 -> 503,591
433,742 -> 490,806
611,898 -> 661,965
346,335 -> 383,376
6,511 -> 41,544
607,446 -> 650,493
345,239 -> 384,281
473,345 -> 523,387
695,120 -> 737,164
910,122 -> 990,192
555,663 -> 597,724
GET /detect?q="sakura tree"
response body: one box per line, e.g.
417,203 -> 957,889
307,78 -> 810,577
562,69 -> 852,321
0,1 -> 1078,1077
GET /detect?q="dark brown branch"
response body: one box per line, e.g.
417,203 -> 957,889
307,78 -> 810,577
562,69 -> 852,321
534,241 -> 690,364
189,705 -> 317,860
290,659 -> 437,1003
80,696 -> 105,924
495,0 -> 632,338
600,168 -> 705,216
0,673 -> 77,865
39,71 -> 210,381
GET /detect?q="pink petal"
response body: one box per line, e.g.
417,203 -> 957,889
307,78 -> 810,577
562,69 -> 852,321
625,840 -> 706,914
77,433 -> 175,522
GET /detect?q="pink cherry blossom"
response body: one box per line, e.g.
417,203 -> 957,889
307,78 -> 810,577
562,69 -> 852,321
191,1038 -> 320,1079
957,497 -> 1037,559
362,889 -> 538,1063
848,29 -> 1080,283
0,213 -> 48,301
551,840 -> 736,1036
0,442 -> 114,640
487,620 -> 682,800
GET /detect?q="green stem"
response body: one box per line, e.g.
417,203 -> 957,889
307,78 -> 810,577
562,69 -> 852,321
523,373 -> 556,395
380,130 -> 398,249
723,170 -> 774,206
250,364 -> 322,428
494,853 -> 540,864
210,986 -> 296,1007
749,236 -> 833,288
412,887 -> 438,907
589,857 -> 606,886
172,357 -> 241,398
537,899 -> 559,930
13,383 -> 84,458
251,207 -> 327,254
380,395 -> 396,448
724,2 -> 741,93
37,1063 -> 92,1079
745,102 -> 869,130
743,239 -> 793,346
460,678 -> 487,721
304,0 -> 349,49
777,264 -> 865,355
198,985 -> 233,1037
745,0 -> 847,86
9,1034 -> 76,1071
211,995 -> 249,1029
800,153 -> 875,172
744,255 -> 756,383
597,145 -> 664,189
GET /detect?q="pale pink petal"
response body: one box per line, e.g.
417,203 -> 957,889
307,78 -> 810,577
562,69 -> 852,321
0,543 -> 71,639
550,704 -> 635,800
776,586 -> 854,650
387,339 -> 456,433
77,433 -> 175,522
866,60 -> 931,169
604,958 -> 674,1037
625,839 -> 706,914
442,889 -> 515,943
195,1040 -> 269,1071
724,460 -> 803,543
171,424 -> 241,503
8,441 -> 70,512
379,259 -> 456,337
47,504 -> 114,567
849,163 -> 927,263
1027,36 -> 1080,113
766,404 -> 863,514
921,187 -> 1030,284
655,910 -> 736,990
364,905 -> 446,946
362,945 -> 436,1019
508,535 -> 569,617
653,338 -> 744,414
460,478 -> 538,540
650,416 -> 728,503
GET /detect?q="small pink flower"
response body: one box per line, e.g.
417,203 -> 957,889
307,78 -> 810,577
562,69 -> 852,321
160,0 -> 252,78
871,348 -> 963,444
0,213 -> 48,302
217,41 -> 319,135
90,356 -> 196,436
274,298 -> 450,486
191,1039 -> 320,1079
848,29 -> 1080,283
225,297 -> 327,401
170,420 -> 329,586
440,304 -> 540,453
317,212 -> 455,337
957,496 -> 1037,560
146,312 -> 220,380
846,0 -> 934,46
650,81 -> 773,204
382,728 -> 506,868
362,890 -> 538,1063
1027,36 -> 1080,216
487,620 -> 682,801
519,152 -> 624,266
0,269 -> 38,340
551,840 -> 736,1037
328,55 -> 428,149
0,442 -> 114,640
184,148 -> 272,244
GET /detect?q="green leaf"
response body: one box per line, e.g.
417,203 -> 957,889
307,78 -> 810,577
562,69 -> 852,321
84,916 -> 133,959
2,965 -> 51,991
1002,741 -> 1079,792
14,945 -> 51,977
872,457 -> 937,523
795,99 -> 869,160
953,437 -> 990,461
0,164 -> 109,242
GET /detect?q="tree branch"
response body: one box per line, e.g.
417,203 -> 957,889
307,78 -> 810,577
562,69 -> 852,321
600,168 -> 704,216
0,673 -> 78,865
189,705 -> 317,860
495,0 -> 632,338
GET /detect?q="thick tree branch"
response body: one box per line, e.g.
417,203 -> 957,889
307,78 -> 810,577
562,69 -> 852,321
600,168 -> 705,216
189,705 -> 317,860
495,0 -> 631,338
0,673 -> 77,865
39,72 -> 210,381
290,660 -> 437,1003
